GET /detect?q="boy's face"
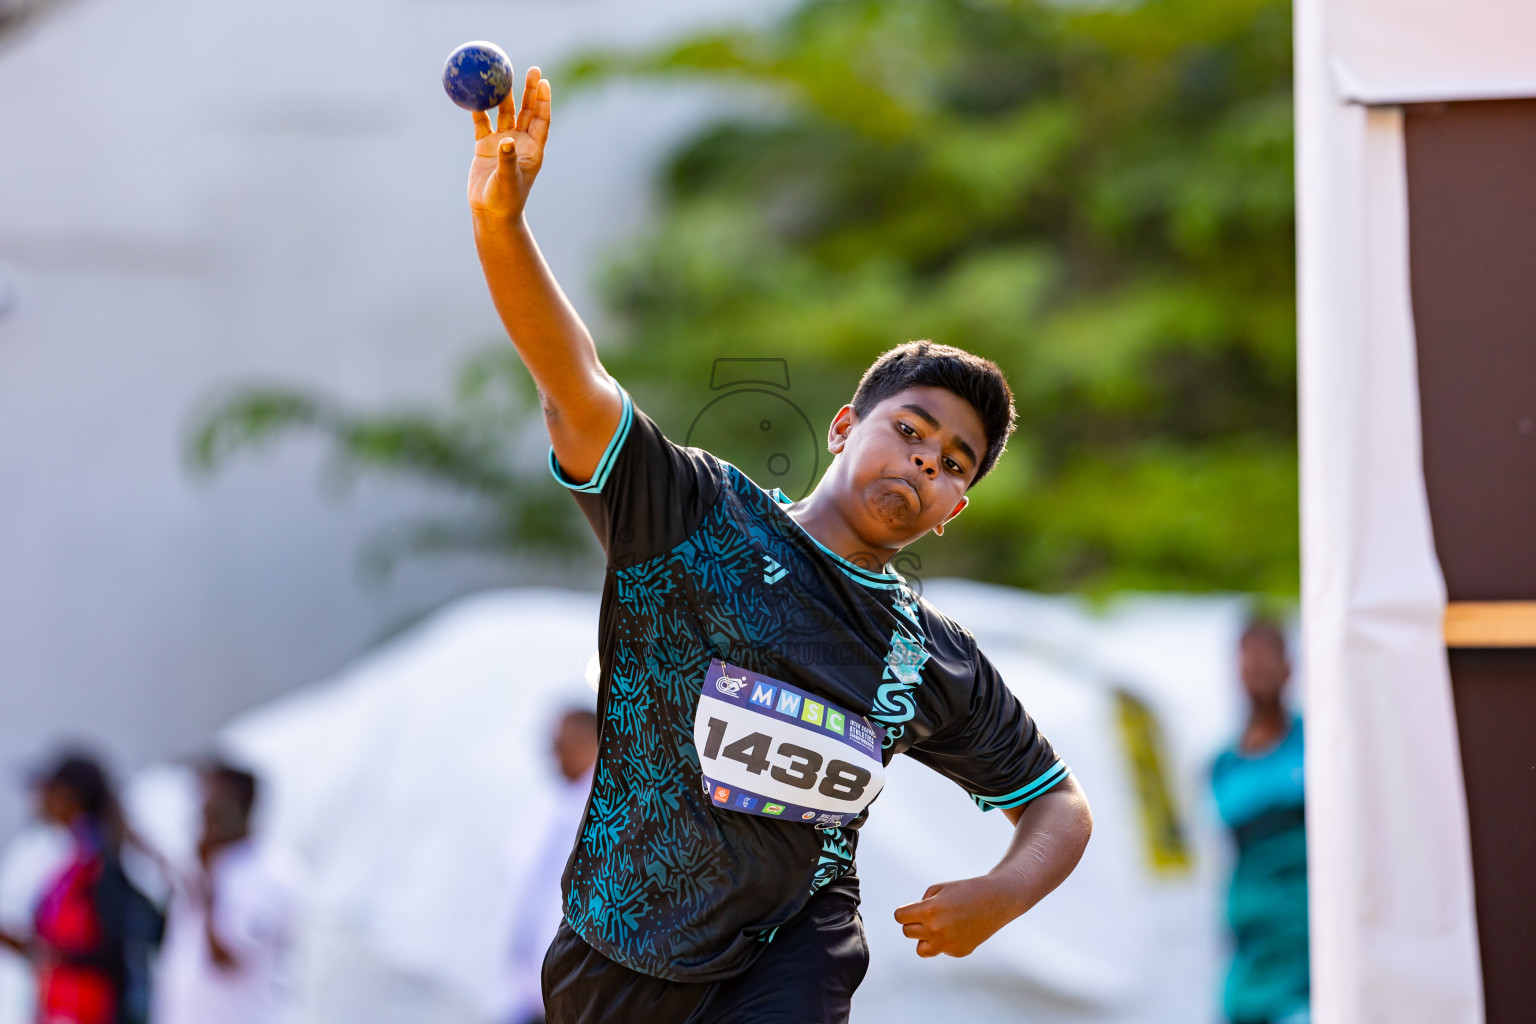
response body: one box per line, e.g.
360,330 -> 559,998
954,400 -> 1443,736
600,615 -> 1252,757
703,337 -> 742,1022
827,386 -> 985,550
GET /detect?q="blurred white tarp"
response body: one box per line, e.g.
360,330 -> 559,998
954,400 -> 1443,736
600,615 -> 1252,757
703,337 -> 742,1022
4,583 -> 1255,1023
1294,2 -> 1512,1022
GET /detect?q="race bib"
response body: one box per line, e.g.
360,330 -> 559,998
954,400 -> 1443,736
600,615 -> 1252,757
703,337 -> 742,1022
695,659 -> 887,828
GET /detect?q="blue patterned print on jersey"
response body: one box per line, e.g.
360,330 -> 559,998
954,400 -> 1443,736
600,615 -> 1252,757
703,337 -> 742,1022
564,463 -> 881,978
551,396 -> 1068,983
811,829 -> 855,896
870,620 -> 931,747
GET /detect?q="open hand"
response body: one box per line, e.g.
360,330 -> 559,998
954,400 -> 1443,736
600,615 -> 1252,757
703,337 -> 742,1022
893,874 -> 1019,958
468,66 -> 552,221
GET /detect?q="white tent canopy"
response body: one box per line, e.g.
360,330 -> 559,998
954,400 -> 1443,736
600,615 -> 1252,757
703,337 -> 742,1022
59,583 -> 1256,1024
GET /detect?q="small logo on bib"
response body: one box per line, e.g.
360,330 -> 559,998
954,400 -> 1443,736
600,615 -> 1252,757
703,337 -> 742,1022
715,672 -> 748,697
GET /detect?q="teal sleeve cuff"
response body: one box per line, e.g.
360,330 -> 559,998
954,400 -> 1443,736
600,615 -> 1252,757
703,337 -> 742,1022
548,383 -> 634,494
970,760 -> 1071,812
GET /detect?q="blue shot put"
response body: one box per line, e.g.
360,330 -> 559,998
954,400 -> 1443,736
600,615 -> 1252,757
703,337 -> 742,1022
443,41 -> 514,112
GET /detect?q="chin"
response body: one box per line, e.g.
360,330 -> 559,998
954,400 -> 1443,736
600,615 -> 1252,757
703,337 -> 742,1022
860,485 -> 913,527
857,498 -> 937,552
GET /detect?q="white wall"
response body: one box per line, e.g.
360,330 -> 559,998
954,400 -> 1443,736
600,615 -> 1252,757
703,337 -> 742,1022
0,0 -> 789,837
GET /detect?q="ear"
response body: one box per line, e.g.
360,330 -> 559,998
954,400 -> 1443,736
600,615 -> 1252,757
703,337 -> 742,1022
933,496 -> 969,537
827,404 -> 857,455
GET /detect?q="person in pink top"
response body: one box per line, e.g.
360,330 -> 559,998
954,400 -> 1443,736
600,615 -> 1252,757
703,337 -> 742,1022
1,753 -> 161,1024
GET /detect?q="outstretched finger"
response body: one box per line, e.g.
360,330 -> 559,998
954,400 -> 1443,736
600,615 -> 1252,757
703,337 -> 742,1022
516,66 -> 541,133
472,109 -> 493,141
495,72 -> 519,134
497,136 -> 518,170
525,77 -> 552,150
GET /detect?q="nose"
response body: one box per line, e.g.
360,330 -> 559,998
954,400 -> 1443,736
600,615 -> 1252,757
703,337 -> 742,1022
912,454 -> 937,477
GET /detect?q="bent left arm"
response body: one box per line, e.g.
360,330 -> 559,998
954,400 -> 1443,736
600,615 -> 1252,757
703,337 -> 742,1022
893,774 -> 1092,958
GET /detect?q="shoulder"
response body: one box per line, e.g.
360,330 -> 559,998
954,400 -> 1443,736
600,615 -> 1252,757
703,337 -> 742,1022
911,591 -> 981,660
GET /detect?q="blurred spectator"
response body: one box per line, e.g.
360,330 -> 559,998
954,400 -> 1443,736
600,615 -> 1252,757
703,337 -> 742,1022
504,709 -> 598,1024
1212,621 -> 1310,1024
151,762 -> 294,1024
0,751 -> 161,1024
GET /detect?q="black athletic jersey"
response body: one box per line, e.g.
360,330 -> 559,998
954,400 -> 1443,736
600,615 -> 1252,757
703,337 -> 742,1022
549,384 -> 1069,983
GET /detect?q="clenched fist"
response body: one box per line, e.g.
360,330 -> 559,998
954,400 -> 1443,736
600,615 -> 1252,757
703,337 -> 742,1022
893,873 -> 1022,958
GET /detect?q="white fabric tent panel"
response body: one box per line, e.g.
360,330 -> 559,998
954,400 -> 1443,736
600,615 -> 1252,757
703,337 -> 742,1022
1296,1 -> 1487,1018
1328,0 -> 1536,103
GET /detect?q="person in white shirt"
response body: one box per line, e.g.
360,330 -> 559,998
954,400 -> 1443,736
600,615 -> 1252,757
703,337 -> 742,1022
504,710 -> 598,1024
152,763 -> 295,1024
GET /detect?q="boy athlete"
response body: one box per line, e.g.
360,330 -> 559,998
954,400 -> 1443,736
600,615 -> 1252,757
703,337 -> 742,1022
468,67 -> 1094,1024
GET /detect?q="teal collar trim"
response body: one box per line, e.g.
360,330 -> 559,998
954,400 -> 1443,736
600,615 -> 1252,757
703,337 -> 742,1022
765,488 -> 907,590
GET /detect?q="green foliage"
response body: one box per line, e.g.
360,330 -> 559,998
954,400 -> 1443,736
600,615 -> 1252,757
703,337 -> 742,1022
189,0 -> 1297,594
581,0 -> 1297,594
186,350 -> 589,578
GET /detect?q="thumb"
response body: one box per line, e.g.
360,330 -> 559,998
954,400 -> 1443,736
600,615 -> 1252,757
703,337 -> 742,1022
922,882 -> 944,901
497,137 -> 518,172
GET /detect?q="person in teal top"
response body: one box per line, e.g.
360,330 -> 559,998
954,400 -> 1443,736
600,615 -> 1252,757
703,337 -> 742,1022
1211,620 -> 1309,1024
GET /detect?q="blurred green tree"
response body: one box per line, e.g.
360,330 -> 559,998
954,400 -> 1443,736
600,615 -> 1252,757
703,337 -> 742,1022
190,0 -> 1297,594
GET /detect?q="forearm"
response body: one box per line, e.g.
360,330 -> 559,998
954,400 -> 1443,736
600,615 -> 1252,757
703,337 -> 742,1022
205,916 -> 240,971
473,214 -> 609,408
993,775 -> 1093,919
473,212 -> 621,476
895,775 -> 1091,957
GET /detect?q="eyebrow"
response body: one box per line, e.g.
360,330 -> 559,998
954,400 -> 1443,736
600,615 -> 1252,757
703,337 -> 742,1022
898,404 -> 978,468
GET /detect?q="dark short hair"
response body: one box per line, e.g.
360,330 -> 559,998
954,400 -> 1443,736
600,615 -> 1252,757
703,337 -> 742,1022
850,341 -> 1017,485
203,762 -> 259,820
41,752 -> 117,822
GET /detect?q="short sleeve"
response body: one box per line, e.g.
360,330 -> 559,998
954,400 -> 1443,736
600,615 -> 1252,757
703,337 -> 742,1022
549,382 -> 724,567
210,858 -> 294,959
906,638 -> 1070,813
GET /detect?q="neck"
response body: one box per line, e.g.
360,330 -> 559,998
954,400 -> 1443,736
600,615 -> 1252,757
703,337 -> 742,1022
200,830 -> 249,862
785,485 -> 902,570
1248,697 -> 1285,723
1239,700 -> 1289,754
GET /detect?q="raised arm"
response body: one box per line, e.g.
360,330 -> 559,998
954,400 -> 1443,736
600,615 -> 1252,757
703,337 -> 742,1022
468,66 -> 624,484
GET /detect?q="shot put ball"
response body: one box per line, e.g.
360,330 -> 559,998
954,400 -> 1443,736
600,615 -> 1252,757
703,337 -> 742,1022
442,41 -> 514,112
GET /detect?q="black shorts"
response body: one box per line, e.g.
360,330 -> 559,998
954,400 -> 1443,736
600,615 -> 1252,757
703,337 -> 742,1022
541,877 -> 869,1024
